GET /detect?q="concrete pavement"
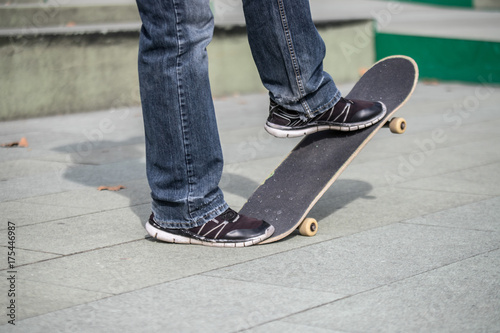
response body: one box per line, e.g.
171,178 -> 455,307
0,80 -> 499,332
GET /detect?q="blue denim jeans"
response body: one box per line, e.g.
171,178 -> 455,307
136,0 -> 341,228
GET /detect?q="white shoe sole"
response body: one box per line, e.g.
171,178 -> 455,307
265,104 -> 387,138
146,222 -> 275,248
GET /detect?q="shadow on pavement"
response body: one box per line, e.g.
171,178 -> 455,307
53,138 -> 374,239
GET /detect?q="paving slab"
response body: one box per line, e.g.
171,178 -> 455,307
0,159 -> 146,202
243,321 -> 346,333
310,185 -> 489,239
19,178 -> 150,217
373,139 -> 500,188
205,222 -> 500,295
10,275 -> 342,333
0,246 -> 60,268
0,277 -> 112,325
311,130 -> 498,193
281,249 -> 500,333
0,172 -> 86,202
15,229 -> 336,298
220,126 -> 301,165
398,162 -> 500,196
0,200 -> 92,229
13,206 -> 147,255
353,127 -> 470,168
405,196 -> 500,232
0,106 -> 143,139
0,159 -> 69,181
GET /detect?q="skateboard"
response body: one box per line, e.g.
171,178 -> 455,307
239,55 -> 419,244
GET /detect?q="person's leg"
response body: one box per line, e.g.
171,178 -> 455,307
137,0 -> 227,228
136,0 -> 273,246
242,0 -> 340,117
242,0 -> 386,138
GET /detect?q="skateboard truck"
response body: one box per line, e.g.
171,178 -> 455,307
384,117 -> 407,134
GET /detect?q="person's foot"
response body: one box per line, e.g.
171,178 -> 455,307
146,208 -> 274,247
265,98 -> 387,138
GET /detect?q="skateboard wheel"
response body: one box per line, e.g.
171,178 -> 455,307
389,117 -> 406,134
299,218 -> 318,237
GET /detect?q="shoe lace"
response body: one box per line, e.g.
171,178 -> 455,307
332,99 -> 351,123
218,208 -> 238,223
198,221 -> 229,239
194,209 -> 238,239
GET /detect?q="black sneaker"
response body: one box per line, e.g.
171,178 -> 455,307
265,98 -> 387,138
146,209 -> 274,247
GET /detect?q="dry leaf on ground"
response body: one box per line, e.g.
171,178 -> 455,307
98,185 -> 126,191
1,137 -> 29,148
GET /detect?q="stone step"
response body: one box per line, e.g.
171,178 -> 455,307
0,1 -> 138,29
0,0 -> 376,120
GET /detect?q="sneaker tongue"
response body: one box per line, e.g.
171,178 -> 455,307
218,209 -> 238,222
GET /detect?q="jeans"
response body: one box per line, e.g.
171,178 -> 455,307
136,0 -> 341,228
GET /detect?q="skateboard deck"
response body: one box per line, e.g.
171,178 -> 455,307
239,55 -> 419,244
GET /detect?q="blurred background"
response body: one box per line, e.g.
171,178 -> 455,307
1,0 -> 499,121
